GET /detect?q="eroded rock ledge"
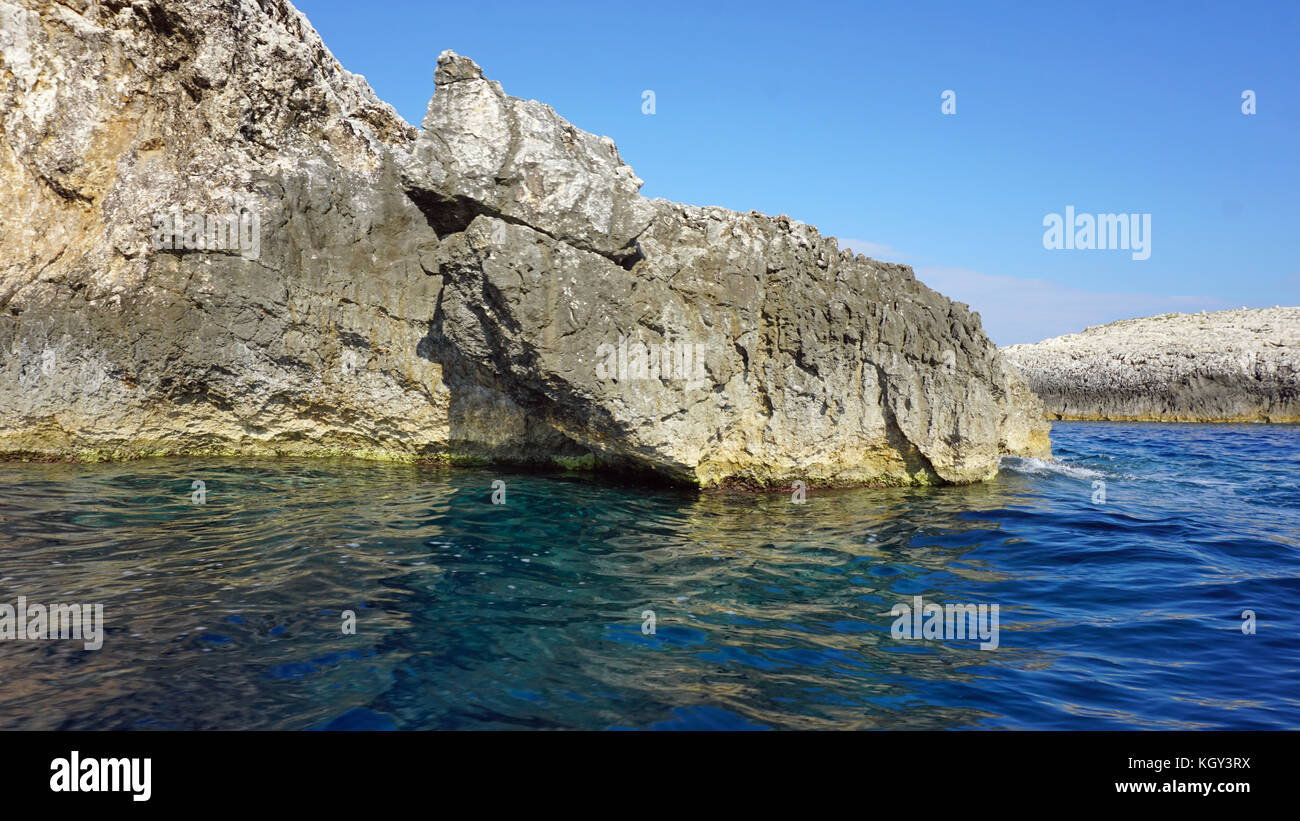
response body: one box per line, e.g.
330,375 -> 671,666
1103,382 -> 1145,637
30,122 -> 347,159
1003,308 -> 1300,423
0,0 -> 1049,486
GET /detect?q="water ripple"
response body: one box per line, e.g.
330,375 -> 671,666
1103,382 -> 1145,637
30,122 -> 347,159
0,422 -> 1297,729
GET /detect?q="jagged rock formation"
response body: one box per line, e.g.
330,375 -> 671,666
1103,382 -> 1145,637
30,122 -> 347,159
1003,308 -> 1300,423
0,0 -> 1049,485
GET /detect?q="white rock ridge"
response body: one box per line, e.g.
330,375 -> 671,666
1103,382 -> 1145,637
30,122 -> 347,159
1002,307 -> 1300,423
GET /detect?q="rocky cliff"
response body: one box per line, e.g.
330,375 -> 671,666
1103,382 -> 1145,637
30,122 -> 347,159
1003,308 -> 1300,423
0,0 -> 1049,486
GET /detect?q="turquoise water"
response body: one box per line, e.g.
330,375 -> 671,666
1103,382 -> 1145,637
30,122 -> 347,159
0,421 -> 1296,730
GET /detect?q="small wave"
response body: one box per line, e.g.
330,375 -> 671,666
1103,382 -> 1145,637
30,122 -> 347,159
998,456 -> 1107,480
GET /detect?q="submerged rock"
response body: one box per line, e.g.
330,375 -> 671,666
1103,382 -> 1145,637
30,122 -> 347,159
0,0 -> 1049,485
1003,308 -> 1300,423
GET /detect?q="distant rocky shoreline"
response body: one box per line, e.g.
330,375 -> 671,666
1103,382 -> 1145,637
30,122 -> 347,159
1003,307 -> 1300,423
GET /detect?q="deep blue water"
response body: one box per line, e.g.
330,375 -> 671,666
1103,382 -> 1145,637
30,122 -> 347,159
0,421 -> 1296,730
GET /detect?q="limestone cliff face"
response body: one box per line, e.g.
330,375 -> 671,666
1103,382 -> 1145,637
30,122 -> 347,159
0,0 -> 1049,485
1003,308 -> 1300,423
0,0 -> 455,461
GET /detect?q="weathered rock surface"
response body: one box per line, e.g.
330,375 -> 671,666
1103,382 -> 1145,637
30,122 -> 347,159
1003,308 -> 1300,422
0,0 -> 1049,485
402,53 -> 654,267
0,0 -> 462,463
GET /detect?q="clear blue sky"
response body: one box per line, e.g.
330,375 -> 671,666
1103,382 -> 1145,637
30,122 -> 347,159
296,0 -> 1299,344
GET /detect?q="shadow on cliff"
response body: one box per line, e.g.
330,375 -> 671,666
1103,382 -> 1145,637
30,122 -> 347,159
415,290 -> 683,485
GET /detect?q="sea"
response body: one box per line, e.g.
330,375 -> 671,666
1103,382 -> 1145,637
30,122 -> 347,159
0,421 -> 1295,730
